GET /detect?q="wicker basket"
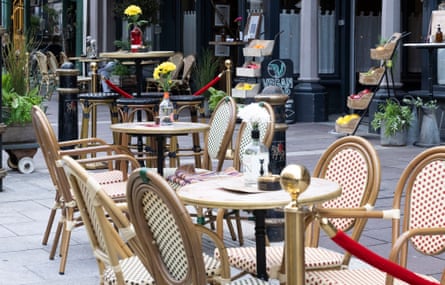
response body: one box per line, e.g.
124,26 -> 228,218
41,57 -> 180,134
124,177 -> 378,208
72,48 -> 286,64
370,42 -> 396,60
335,117 -> 359,134
347,92 -> 373,110
359,67 -> 385,86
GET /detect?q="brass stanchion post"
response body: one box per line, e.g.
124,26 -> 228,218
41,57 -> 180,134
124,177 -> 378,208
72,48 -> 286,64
225,59 -> 232,97
280,164 -> 311,285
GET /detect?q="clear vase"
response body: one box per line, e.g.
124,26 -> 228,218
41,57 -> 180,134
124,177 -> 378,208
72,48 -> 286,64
130,25 -> 143,52
242,128 -> 270,186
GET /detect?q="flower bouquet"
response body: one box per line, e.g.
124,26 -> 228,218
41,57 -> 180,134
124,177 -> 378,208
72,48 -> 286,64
153,61 -> 177,92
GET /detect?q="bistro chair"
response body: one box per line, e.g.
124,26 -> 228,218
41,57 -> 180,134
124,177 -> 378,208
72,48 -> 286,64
305,145 -> 445,284
31,106 -> 140,275
170,54 -> 196,94
217,135 -> 381,281
126,167 -> 274,285
60,156 -> 155,285
215,101 -> 276,246
34,50 -> 57,99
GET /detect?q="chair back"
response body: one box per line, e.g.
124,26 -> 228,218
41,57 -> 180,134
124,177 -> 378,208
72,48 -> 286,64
310,135 -> 381,265
168,52 -> 184,80
46,51 -> 59,74
59,51 -> 68,65
202,96 -> 237,171
31,105 -> 73,202
126,168 -> 207,284
34,51 -> 51,76
233,101 -> 275,171
393,146 -> 445,267
60,156 -> 144,285
180,54 -> 196,84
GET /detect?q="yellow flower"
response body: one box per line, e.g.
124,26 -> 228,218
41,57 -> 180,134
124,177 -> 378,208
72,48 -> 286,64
124,5 -> 142,17
153,61 -> 177,91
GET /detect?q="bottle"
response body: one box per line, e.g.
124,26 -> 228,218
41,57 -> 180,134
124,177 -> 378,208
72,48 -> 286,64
439,0 -> 445,10
158,92 -> 174,125
242,128 -> 270,186
436,24 -> 443,43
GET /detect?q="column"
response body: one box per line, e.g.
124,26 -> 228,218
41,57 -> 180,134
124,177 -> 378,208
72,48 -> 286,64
294,0 -> 327,122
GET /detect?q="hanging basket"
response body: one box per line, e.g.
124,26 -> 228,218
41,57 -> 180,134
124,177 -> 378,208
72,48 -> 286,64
370,42 -> 397,60
335,117 -> 359,134
347,92 -> 373,110
359,66 -> 385,86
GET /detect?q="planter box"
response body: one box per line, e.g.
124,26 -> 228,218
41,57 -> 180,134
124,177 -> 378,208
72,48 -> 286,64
3,123 -> 37,144
243,40 -> 274,57
236,61 -> 261,77
232,83 -> 261,98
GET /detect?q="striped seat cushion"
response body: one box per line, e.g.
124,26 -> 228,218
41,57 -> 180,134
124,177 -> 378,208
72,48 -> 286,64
305,268 -> 440,285
103,256 -> 155,284
229,278 -> 270,284
216,246 -> 344,278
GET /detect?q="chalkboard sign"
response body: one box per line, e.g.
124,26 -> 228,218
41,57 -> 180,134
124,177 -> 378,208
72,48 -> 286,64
261,59 -> 296,123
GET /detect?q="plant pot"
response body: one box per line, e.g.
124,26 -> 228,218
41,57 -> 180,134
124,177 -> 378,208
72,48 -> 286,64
380,123 -> 407,146
3,123 -> 37,144
416,107 -> 440,147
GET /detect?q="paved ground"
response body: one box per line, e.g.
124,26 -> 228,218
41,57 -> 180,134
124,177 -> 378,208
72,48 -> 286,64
0,94 -> 443,284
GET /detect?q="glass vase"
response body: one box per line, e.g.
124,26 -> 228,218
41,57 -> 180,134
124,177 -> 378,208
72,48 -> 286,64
130,25 -> 143,52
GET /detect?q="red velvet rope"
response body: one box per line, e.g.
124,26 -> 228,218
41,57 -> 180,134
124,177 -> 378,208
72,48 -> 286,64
193,72 -> 224,96
104,78 -> 134,99
331,230 -> 439,285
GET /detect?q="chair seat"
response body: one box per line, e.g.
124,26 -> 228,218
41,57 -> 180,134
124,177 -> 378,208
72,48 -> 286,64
216,246 -> 344,277
170,95 -> 205,102
103,256 -> 155,285
305,268 -> 439,285
116,97 -> 161,105
229,278 -> 269,284
78,92 -> 120,100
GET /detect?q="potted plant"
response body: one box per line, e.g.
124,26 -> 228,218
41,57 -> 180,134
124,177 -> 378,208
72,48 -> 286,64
110,62 -> 135,87
371,99 -> 412,146
417,98 -> 440,147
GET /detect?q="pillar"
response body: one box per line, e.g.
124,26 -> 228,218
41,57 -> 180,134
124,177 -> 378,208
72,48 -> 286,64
294,0 -> 327,122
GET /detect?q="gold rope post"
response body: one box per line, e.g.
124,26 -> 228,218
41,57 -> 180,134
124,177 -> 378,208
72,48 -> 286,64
225,59 -> 232,97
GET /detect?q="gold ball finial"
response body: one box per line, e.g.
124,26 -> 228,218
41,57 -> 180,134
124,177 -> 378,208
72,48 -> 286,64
280,164 -> 311,205
90,61 -> 98,72
225,59 -> 232,69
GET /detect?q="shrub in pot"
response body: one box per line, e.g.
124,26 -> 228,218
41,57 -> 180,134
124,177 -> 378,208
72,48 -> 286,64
371,99 -> 412,146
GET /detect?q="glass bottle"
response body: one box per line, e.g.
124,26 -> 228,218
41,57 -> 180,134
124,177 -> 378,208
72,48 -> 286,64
439,1 -> 445,10
158,92 -> 174,125
242,127 -> 270,186
436,24 -> 443,43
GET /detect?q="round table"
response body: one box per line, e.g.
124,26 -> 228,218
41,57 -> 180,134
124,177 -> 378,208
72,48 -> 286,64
177,176 -> 341,280
110,121 -> 209,175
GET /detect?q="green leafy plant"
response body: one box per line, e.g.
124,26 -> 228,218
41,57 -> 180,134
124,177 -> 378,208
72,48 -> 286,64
371,99 -> 412,137
192,48 -> 223,99
208,87 -> 226,111
111,62 -> 130,76
2,35 -> 43,125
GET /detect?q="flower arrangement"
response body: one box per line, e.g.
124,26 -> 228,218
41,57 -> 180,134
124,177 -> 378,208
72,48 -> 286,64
234,16 -> 243,40
238,102 -> 270,130
124,4 -> 148,27
153,61 -> 177,92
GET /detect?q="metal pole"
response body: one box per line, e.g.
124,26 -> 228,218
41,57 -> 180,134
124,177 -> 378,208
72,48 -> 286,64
0,4 -> 7,191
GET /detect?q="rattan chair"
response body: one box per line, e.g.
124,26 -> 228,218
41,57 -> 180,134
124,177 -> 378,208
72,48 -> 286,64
215,101 -> 276,246
305,145 -> 445,284
170,54 -> 196,94
60,156 -> 155,285
34,51 -> 57,99
217,135 -> 381,281
32,106 -> 140,274
126,168 -> 231,284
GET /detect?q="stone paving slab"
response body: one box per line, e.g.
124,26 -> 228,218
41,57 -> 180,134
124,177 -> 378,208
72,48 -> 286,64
0,95 -> 443,284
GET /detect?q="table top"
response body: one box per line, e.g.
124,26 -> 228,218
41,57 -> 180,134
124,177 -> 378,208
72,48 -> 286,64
209,41 -> 247,46
110,121 -> 210,135
404,42 -> 445,48
177,176 -> 341,210
99,51 -> 175,60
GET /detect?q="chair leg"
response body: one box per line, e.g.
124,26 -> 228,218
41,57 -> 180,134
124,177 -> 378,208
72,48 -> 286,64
234,210 -> 244,246
49,218 -> 64,260
42,201 -> 60,245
